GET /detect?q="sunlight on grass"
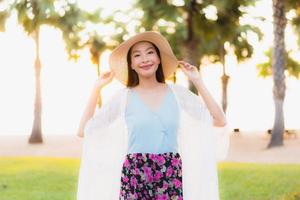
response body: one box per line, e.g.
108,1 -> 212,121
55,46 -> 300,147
0,158 -> 299,200
218,163 -> 300,200
0,157 -> 80,200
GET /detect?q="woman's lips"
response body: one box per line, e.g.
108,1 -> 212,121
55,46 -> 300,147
140,64 -> 153,70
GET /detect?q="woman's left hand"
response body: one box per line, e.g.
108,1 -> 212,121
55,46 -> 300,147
178,60 -> 202,83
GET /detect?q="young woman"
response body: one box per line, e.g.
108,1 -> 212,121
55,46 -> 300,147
77,31 -> 230,200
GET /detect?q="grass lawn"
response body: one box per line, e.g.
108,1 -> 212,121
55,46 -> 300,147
218,163 -> 300,200
0,157 -> 300,200
0,157 -> 79,200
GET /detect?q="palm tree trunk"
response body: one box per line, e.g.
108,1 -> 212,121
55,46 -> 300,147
185,0 -> 199,94
221,74 -> 229,113
268,0 -> 287,148
29,28 -> 43,144
220,45 -> 229,113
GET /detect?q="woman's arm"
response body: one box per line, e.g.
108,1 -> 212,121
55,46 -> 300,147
77,71 -> 114,137
77,85 -> 102,138
179,61 -> 226,127
193,78 -> 226,127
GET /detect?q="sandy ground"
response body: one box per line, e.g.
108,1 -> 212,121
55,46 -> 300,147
226,131 -> 300,163
0,131 -> 299,163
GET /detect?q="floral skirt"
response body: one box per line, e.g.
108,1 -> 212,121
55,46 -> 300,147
119,152 -> 183,200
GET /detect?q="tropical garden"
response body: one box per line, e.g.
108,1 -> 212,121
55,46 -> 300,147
0,0 -> 300,199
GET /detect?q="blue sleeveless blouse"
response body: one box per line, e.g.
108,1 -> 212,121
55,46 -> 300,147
125,85 -> 179,154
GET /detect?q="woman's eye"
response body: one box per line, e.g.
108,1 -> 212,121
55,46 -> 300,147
133,54 -> 140,57
148,51 -> 154,54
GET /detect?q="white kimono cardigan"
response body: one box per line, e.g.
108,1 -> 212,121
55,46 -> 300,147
77,83 -> 230,200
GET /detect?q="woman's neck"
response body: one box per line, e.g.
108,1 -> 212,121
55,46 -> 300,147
136,76 -> 164,90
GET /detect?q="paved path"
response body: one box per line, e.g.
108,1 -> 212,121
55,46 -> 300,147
0,132 -> 299,163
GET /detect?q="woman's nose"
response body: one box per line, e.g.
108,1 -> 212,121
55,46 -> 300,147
141,55 -> 149,63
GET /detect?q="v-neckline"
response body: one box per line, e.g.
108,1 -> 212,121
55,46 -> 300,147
132,85 -> 170,114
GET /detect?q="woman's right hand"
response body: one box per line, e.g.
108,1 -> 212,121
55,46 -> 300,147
94,70 -> 115,89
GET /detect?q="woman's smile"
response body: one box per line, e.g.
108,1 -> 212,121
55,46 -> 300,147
139,64 -> 154,70
130,41 -> 161,79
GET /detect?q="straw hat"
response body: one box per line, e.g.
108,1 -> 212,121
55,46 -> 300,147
109,31 -> 178,85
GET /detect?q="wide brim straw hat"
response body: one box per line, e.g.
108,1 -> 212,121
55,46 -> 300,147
109,31 -> 178,85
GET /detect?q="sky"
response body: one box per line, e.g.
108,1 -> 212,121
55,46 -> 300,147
0,0 -> 299,136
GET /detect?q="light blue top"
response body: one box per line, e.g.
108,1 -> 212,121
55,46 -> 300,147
125,85 -> 179,154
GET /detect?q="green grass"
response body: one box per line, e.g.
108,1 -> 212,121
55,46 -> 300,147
0,157 -> 299,200
219,163 -> 300,200
0,157 -> 79,200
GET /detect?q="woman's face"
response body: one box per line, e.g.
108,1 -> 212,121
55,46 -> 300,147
130,41 -> 161,79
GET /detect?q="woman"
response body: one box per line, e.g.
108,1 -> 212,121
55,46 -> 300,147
77,31 -> 230,200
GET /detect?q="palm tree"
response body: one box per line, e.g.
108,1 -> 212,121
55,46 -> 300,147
0,3 -> 10,31
257,49 -> 300,79
60,7 -> 132,106
258,49 -> 300,141
133,0 -> 261,106
12,0 -> 54,143
206,0 -> 262,112
55,3 -> 94,61
268,0 -> 287,147
256,0 -> 300,148
9,0 -> 87,143
134,0 -> 208,93
287,0 -> 300,41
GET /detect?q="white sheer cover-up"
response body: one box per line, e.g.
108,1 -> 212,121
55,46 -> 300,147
77,83 -> 230,200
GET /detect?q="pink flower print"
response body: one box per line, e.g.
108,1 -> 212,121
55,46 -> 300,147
142,155 -> 148,162
157,155 -> 166,165
157,194 -> 169,200
178,197 -> 183,200
130,177 -> 137,188
143,166 -> 153,183
131,154 -> 137,159
122,176 -> 129,183
166,166 -> 173,177
124,158 -> 130,168
134,168 -> 140,175
119,190 -> 125,196
154,170 -> 163,181
173,178 -> 182,189
171,158 -> 180,167
163,181 -> 169,190
146,173 -> 153,183
149,154 -> 157,160
143,166 -> 152,175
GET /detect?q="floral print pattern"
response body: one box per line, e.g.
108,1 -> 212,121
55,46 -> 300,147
119,152 -> 183,200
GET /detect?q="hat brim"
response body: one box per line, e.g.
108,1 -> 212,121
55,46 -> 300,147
109,31 -> 178,85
